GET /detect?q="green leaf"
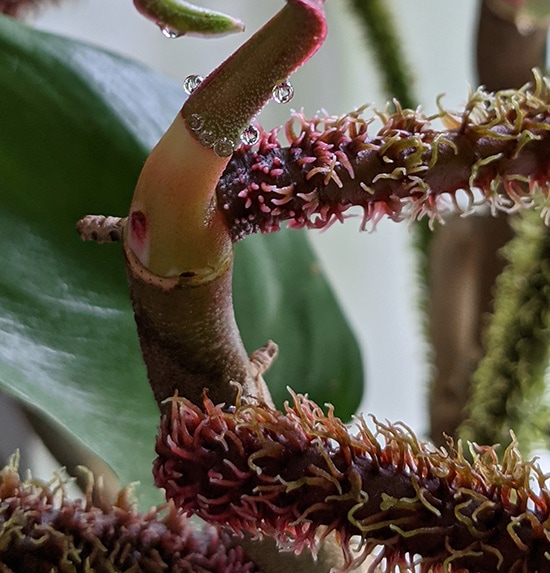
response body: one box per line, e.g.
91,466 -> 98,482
0,15 -> 363,507
234,234 -> 364,414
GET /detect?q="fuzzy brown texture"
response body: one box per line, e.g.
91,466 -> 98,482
154,392 -> 550,572
217,74 -> 550,242
0,457 -> 259,572
124,246 -> 272,410
0,0 -> 60,17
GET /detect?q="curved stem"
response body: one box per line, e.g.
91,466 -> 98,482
122,1 -> 327,410
124,245 -> 272,409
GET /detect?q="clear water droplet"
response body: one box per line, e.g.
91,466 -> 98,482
159,25 -> 181,39
272,80 -> 294,104
241,124 -> 260,145
198,130 -> 216,148
213,137 -> 235,157
183,74 -> 204,95
186,114 -> 204,132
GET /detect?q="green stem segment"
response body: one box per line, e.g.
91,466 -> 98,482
347,0 -> 415,109
124,1 -> 327,408
124,246 -> 272,408
182,0 -> 327,148
459,208 -> 550,448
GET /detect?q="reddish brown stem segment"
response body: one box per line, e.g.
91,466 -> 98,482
217,78 -> 550,242
154,393 -> 550,572
0,459 -> 259,572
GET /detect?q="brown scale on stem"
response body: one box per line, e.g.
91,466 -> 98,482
154,391 -> 550,572
217,74 -> 550,242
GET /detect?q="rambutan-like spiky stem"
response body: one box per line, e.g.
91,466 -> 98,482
0,457 -> 259,572
218,73 -> 550,242
154,392 -> 550,572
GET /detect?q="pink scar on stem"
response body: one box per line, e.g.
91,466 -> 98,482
130,210 -> 148,246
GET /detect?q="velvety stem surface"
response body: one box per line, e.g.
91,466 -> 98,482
460,207 -> 550,448
347,0 -> 415,109
155,393 -> 550,572
182,0 -> 326,146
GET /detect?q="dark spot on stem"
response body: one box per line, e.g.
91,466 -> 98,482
130,210 -> 147,245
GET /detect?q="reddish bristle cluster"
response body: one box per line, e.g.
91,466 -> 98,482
0,459 -> 259,572
154,392 -> 550,572
217,75 -> 550,242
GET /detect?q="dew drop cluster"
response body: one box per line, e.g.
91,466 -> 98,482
183,78 -> 295,157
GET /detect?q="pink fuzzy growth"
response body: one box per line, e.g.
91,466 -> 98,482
154,392 -> 550,572
217,82 -> 550,242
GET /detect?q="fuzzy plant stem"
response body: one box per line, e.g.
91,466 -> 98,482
428,0 -> 548,445
216,74 -> 550,241
155,392 -> 550,572
0,457 -> 260,572
459,207 -> 550,449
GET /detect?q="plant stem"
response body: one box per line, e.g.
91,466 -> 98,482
216,79 -> 550,240
155,392 -> 550,572
459,207 -> 550,448
124,245 -> 272,408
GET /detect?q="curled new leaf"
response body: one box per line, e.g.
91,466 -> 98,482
155,392 -> 550,572
133,0 -> 244,37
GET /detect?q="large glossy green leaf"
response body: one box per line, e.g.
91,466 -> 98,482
0,15 -> 363,508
